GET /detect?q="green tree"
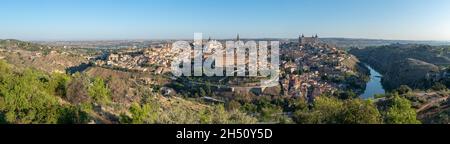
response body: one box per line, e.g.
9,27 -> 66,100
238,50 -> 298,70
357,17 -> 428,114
123,103 -> 158,124
210,105 -> 230,124
293,97 -> 344,124
47,73 -> 71,97
0,60 -> 12,81
240,103 -> 258,114
226,100 -> 241,111
341,99 -> 382,124
57,105 -> 89,124
88,77 -> 111,105
293,97 -> 382,124
431,82 -> 447,91
287,98 -> 309,111
208,105 -> 257,124
0,69 -> 61,123
396,85 -> 412,95
227,110 -> 258,124
381,95 -> 421,124
198,109 -> 213,124
337,90 -> 358,100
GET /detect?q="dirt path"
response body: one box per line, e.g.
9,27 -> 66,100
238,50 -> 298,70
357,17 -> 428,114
417,96 -> 449,113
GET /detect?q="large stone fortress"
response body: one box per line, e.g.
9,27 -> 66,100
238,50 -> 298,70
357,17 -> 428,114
299,34 -> 319,47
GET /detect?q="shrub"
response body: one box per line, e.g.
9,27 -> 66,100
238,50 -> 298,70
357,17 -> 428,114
88,77 -> 111,105
381,95 -> 421,124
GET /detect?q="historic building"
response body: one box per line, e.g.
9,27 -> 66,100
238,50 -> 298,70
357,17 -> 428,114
299,34 -> 319,47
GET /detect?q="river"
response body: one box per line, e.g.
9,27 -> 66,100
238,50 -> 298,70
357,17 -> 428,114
361,65 -> 386,99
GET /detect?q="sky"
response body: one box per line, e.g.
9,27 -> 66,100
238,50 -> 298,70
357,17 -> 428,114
0,0 -> 450,41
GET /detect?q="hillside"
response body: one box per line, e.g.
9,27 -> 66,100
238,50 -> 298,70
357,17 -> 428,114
0,39 -> 90,73
0,59 -> 257,124
350,44 -> 450,90
0,39 -> 52,51
383,58 -> 439,89
320,38 -> 450,48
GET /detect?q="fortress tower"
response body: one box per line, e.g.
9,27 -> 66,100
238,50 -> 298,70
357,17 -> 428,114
299,34 -> 319,47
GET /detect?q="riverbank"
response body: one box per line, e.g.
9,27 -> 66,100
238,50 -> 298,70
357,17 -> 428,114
361,65 -> 385,99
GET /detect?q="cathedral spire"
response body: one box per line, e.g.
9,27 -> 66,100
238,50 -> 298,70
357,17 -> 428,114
237,34 -> 240,41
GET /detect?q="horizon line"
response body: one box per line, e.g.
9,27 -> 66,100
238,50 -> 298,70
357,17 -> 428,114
2,37 -> 450,42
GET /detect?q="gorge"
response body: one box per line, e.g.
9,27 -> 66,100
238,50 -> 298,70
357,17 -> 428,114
361,65 -> 385,99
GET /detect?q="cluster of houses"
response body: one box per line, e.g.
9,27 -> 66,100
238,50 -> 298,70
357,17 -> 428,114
278,35 -> 360,101
95,45 -> 177,74
92,35 -> 363,103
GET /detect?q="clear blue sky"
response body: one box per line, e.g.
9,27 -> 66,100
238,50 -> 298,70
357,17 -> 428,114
1,0 -> 449,41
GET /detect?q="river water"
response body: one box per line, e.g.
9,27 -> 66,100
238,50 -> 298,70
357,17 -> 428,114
361,65 -> 386,99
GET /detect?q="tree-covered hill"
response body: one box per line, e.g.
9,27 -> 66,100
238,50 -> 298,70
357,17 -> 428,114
0,39 -> 51,51
350,44 -> 450,90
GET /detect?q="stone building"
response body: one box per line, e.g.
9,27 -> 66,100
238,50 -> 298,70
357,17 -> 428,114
299,34 -> 319,47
